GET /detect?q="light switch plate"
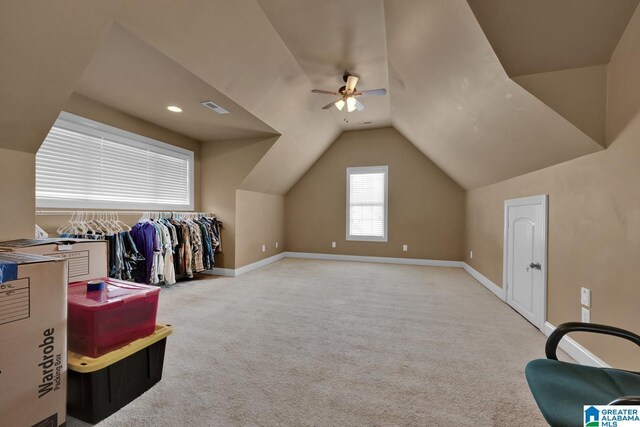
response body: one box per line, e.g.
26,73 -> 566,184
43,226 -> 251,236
581,307 -> 591,323
332,241 -> 336,248
402,244 -> 408,252
581,287 -> 591,307
470,250 -> 473,259
275,242 -> 278,249
262,244 -> 266,253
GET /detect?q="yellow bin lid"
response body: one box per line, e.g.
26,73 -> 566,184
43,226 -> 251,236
68,324 -> 173,373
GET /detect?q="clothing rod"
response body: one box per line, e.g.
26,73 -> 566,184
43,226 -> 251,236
35,210 -> 214,216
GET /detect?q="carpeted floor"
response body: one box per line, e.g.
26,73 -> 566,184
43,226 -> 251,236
68,258 -> 563,426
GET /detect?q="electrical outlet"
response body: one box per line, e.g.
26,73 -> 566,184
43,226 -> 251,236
275,242 -> 279,249
332,241 -> 336,248
470,250 -> 473,259
402,244 -> 408,252
581,307 -> 591,323
581,287 -> 590,307
262,244 -> 266,253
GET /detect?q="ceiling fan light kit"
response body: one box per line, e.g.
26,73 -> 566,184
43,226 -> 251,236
312,73 -> 387,113
346,96 -> 357,112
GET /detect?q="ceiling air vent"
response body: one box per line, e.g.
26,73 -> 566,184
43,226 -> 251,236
200,100 -> 229,115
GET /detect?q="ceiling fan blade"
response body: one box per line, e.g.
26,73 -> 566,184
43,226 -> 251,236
356,88 -> 387,96
312,89 -> 340,95
345,75 -> 359,93
355,99 -> 365,111
322,100 -> 339,110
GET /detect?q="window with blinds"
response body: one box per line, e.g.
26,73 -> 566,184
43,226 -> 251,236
36,112 -> 194,210
346,166 -> 388,242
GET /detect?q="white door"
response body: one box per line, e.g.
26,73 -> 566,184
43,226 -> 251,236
504,196 -> 547,330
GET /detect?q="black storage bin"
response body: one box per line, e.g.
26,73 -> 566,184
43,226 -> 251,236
67,324 -> 172,424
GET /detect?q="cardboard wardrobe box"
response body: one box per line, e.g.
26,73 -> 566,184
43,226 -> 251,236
0,238 -> 108,282
0,252 -> 68,427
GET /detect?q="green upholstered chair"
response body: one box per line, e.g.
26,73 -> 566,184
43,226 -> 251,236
525,322 -> 640,427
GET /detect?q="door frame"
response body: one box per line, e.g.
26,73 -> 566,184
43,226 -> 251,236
503,194 -> 548,331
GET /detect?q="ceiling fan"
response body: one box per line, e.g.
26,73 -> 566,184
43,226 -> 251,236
311,73 -> 387,112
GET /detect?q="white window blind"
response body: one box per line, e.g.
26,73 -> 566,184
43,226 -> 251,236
36,112 -> 194,210
346,166 -> 388,242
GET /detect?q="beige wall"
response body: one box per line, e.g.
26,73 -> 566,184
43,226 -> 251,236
286,127 -> 465,260
200,137 -> 278,268
0,1 -> 121,154
0,149 -> 35,240
0,2 -> 121,242
465,6 -> 640,370
235,190 -> 284,268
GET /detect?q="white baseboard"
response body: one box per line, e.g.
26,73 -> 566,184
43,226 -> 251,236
462,263 -> 506,301
235,252 -> 287,276
207,251 -> 463,276
284,252 -> 464,268
461,264 -> 609,367
206,252 -> 287,277
543,322 -> 609,368
461,265 -> 608,367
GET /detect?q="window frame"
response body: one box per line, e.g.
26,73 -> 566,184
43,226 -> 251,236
36,111 -> 195,211
346,165 -> 389,242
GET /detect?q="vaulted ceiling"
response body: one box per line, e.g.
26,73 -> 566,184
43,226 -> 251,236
256,0 -> 391,130
75,24 -> 278,141
467,0 -> 639,77
385,0 -> 604,189
1,0 -> 638,193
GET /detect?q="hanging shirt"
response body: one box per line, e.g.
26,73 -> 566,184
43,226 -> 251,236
180,222 -> 193,278
168,218 -> 184,276
122,231 -> 145,282
187,219 -> 205,273
158,220 -> 176,285
148,222 -> 163,285
130,221 -> 158,284
196,219 -> 213,270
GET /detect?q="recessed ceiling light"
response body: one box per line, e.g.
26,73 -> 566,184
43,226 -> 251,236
167,105 -> 183,113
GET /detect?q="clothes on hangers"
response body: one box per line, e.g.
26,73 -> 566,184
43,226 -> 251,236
56,211 -> 221,286
129,215 -> 222,284
57,214 -> 145,282
129,220 -> 159,284
107,231 -> 145,282
196,216 -> 222,270
122,232 -> 146,281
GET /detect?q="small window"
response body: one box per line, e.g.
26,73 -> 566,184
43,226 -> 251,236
346,166 -> 388,242
36,112 -> 194,210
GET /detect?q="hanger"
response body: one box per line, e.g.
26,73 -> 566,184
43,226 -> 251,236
92,211 -> 107,234
114,212 -> 130,231
110,212 -> 123,232
71,211 -> 83,235
102,211 -> 116,234
57,211 -> 75,236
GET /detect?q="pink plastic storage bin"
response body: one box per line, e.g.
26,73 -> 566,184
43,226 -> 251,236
68,278 -> 160,357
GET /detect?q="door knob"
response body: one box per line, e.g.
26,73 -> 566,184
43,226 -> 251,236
529,262 -> 541,270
